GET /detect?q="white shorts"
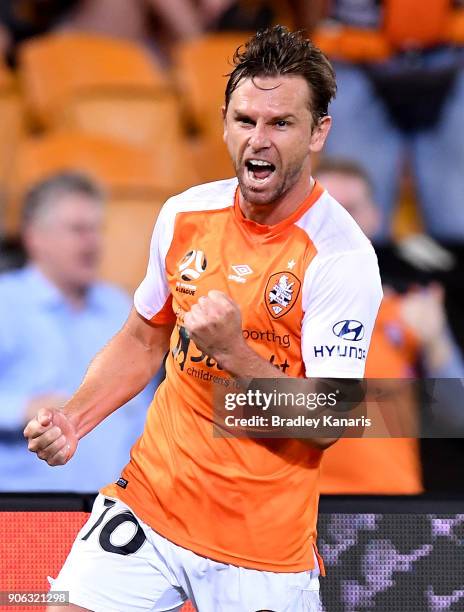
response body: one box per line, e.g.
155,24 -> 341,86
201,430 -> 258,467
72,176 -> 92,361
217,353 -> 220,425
50,494 -> 321,612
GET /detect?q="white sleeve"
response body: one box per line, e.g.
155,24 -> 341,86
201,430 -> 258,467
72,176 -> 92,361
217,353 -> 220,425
301,248 -> 383,378
134,201 -> 175,324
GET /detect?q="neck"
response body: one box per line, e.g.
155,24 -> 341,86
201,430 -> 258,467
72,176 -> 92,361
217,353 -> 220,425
36,264 -> 88,310
239,169 -> 315,226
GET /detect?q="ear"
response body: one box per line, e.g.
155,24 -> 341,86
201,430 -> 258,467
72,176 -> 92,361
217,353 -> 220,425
309,116 -> 332,154
22,224 -> 42,260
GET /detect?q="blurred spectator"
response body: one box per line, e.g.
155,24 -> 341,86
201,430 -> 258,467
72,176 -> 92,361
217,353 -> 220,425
0,22 -> 11,58
57,0 -> 274,60
285,0 -> 326,33
213,0 -> 274,32
315,158 -> 464,494
0,0 -> 75,63
0,236 -> 26,274
0,0 -> 273,66
296,0 -> 464,242
0,172 -> 153,492
57,0 -> 204,52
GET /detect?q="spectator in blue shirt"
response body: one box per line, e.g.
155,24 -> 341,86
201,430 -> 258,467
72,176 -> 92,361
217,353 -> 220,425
0,171 -> 154,491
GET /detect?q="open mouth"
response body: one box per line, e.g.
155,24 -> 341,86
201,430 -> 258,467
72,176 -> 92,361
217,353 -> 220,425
245,159 -> 276,182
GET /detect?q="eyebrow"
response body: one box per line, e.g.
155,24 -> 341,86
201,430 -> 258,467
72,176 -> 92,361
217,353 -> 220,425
233,111 -> 252,120
272,114 -> 297,121
233,111 -> 297,121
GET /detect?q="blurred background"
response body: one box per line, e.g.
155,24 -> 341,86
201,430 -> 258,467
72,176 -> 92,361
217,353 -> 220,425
1,2 -> 464,611
0,0 -> 464,497
0,0 -> 464,493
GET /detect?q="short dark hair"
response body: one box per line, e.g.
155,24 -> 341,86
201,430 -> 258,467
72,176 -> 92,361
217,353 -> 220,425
315,157 -> 373,193
22,171 -> 105,229
225,25 -> 337,126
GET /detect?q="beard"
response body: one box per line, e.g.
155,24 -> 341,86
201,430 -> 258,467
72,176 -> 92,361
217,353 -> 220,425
235,158 -> 304,206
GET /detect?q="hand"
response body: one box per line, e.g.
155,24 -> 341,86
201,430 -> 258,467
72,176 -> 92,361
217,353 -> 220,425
184,290 -> 245,368
23,393 -> 68,425
400,284 -> 447,347
23,407 -> 78,467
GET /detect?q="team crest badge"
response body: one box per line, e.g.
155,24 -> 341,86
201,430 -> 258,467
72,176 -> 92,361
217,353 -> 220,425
265,272 -> 301,319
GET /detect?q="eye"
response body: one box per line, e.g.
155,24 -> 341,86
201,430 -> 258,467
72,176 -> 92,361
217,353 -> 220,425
275,120 -> 289,128
240,117 -> 255,126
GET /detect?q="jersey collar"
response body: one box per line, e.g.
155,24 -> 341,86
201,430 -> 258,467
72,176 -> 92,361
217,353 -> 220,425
233,180 -> 324,238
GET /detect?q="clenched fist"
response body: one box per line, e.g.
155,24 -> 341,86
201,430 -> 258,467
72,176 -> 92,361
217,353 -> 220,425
23,408 -> 78,467
184,290 -> 246,367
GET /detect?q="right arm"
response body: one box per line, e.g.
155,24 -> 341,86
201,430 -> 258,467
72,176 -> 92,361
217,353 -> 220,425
25,191 -> 176,466
24,309 -> 173,466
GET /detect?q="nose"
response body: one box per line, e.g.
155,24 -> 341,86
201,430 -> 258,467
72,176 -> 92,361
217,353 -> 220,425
249,121 -> 271,151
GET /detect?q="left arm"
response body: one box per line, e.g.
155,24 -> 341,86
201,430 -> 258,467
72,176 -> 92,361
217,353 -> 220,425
185,291 -> 285,381
184,248 -> 383,450
185,291 -> 345,450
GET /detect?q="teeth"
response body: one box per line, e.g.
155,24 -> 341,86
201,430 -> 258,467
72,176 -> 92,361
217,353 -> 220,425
249,159 -> 272,167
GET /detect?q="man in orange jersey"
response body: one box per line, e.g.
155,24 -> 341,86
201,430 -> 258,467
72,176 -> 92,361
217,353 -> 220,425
315,157 -> 464,494
24,27 -> 382,611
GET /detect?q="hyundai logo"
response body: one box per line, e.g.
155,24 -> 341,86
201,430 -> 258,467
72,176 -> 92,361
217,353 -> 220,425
332,320 -> 365,341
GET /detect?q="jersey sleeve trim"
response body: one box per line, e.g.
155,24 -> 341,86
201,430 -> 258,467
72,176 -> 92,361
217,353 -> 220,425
135,294 -> 175,326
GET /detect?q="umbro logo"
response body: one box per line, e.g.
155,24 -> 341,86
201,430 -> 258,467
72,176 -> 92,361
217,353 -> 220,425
228,264 -> 253,284
231,264 -> 253,276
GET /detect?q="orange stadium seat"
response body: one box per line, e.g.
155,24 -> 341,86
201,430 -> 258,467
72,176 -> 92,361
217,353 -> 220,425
99,199 -> 164,294
6,132 -> 198,235
188,137 -> 235,183
175,32 -> 250,140
59,90 -> 186,152
0,60 -> 25,226
18,33 -> 169,129
12,133 -> 166,198
174,33 -> 250,182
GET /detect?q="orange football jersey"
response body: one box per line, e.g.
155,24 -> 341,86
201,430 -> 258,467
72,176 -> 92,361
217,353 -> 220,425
102,178 -> 383,572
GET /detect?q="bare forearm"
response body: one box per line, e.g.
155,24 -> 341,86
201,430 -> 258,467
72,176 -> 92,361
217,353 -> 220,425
217,344 -> 338,450
64,322 -> 169,439
184,291 -> 340,449
217,342 -> 286,381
